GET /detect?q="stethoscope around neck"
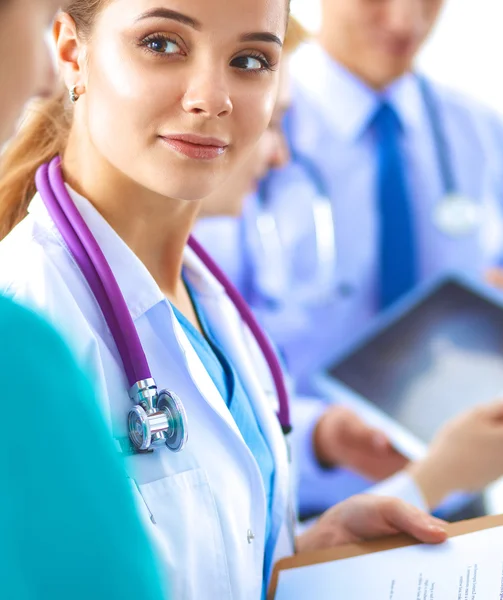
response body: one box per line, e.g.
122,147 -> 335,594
35,157 -> 292,454
254,75 -> 482,308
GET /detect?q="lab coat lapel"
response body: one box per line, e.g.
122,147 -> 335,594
182,247 -> 291,551
167,303 -> 242,439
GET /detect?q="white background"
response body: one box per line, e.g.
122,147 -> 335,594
291,0 -> 503,115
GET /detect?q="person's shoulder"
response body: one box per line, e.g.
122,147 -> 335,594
0,294 -> 61,339
0,294 -> 74,374
421,76 -> 503,157
0,294 -> 42,329
0,209 -> 101,364
425,77 -> 503,131
0,212 -> 52,286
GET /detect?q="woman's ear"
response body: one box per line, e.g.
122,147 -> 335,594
53,12 -> 86,93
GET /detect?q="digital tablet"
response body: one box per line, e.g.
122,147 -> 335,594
326,275 -> 503,444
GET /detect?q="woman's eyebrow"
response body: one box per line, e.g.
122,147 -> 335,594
134,8 -> 282,47
134,8 -> 201,30
240,32 -> 283,47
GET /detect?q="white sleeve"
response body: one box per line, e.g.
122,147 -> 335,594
367,472 -> 428,511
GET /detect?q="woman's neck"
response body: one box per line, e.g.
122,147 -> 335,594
63,133 -> 201,300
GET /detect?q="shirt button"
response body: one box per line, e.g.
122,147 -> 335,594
247,529 -> 255,544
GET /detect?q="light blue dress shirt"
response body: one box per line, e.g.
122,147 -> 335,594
195,42 -> 503,516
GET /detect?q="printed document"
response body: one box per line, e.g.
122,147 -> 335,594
275,526 -> 503,599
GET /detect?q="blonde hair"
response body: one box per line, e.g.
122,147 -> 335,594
0,5 -> 304,239
284,16 -> 309,54
0,0 -> 106,239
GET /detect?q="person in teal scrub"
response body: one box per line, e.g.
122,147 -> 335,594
0,299 -> 166,598
0,1 -> 166,597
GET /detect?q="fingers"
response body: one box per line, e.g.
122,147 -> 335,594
381,498 -> 447,544
344,413 -> 392,454
486,268 -> 503,289
368,429 -> 392,454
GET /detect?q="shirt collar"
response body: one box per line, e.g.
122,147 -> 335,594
28,188 -> 225,321
290,42 -> 425,141
183,242 -> 227,300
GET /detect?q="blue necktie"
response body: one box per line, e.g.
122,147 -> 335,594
372,102 -> 417,309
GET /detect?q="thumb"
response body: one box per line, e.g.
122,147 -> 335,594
382,500 -> 448,545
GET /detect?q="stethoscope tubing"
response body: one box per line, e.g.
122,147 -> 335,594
188,237 -> 292,434
417,75 -> 457,195
37,158 -> 151,387
36,158 -> 292,433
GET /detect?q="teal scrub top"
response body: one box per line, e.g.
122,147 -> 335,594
0,296 -> 168,599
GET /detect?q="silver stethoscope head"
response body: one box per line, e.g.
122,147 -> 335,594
432,193 -> 482,238
128,379 -> 188,452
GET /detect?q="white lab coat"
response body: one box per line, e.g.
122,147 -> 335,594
0,189 -> 293,599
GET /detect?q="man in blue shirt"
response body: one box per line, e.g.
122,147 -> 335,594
197,0 -> 503,517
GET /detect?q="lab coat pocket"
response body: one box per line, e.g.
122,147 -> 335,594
137,468 -> 233,600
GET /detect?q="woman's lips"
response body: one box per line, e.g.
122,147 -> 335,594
160,134 -> 228,160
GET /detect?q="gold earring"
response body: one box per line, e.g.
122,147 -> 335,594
69,85 -> 80,104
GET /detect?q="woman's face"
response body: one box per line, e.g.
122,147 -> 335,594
68,0 -> 287,202
0,0 -> 60,145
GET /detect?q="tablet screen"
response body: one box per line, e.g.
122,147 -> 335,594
328,281 -> 503,443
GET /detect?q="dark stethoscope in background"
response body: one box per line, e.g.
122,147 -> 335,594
418,76 -> 482,237
36,158 -> 292,455
253,75 -> 482,308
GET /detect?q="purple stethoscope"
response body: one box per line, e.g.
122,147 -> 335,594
35,157 -> 291,453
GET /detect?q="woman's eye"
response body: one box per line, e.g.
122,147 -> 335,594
232,55 -> 269,71
145,37 -> 182,55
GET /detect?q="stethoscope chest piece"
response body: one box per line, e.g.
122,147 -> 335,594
432,194 -> 481,237
157,390 -> 188,452
128,379 -> 188,453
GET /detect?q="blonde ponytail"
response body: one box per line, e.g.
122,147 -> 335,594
0,92 -> 71,238
0,0 -> 108,240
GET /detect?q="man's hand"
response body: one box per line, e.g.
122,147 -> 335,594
313,405 -> 409,480
408,400 -> 503,508
486,268 -> 503,289
296,495 -> 447,554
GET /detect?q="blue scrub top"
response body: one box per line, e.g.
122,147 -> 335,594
172,280 -> 275,597
0,296 -> 167,599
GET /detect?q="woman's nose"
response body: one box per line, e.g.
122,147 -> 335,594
182,67 -> 233,118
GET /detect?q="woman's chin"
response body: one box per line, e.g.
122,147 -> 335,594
144,175 -> 224,204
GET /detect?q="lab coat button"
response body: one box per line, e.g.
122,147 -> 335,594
247,529 -> 255,544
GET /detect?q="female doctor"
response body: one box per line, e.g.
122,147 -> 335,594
0,0 -> 447,597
